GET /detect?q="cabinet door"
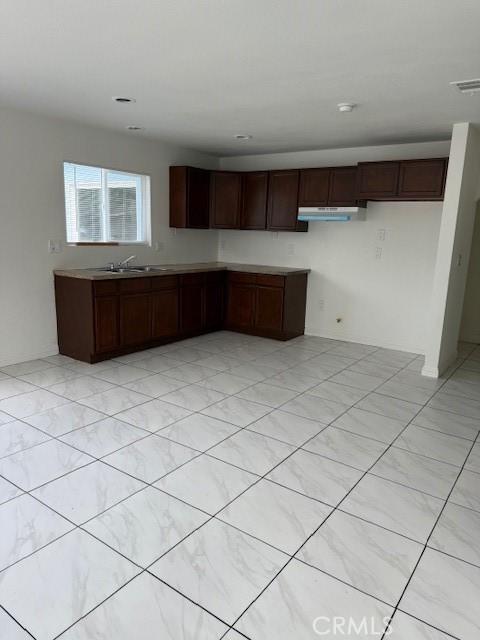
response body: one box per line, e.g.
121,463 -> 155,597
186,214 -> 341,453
255,286 -> 284,332
298,169 -> 330,206
398,159 -> 447,200
151,289 -> 179,339
187,167 -> 210,227
328,166 -> 358,206
267,170 -> 301,231
210,171 -> 242,228
241,172 -> 268,229
169,166 -> 210,228
94,296 -> 119,353
356,162 -> 400,199
180,285 -> 204,333
119,293 -> 152,347
226,283 -> 256,329
204,283 -> 224,330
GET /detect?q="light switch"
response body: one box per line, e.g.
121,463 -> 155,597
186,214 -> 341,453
374,246 -> 382,260
377,228 -> 386,242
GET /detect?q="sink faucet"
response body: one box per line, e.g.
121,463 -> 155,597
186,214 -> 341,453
116,255 -> 137,268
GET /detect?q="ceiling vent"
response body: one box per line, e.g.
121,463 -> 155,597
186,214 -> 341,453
450,79 -> 480,94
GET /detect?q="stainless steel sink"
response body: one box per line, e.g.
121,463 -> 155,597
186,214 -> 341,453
96,265 -> 174,273
135,266 -> 174,272
97,267 -> 144,273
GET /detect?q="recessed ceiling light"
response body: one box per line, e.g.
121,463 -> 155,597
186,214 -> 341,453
112,96 -> 136,104
126,125 -> 143,131
337,103 -> 356,113
234,134 -> 252,140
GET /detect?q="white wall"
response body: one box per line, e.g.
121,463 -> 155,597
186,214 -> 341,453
460,205 -> 480,343
219,141 -> 450,354
423,123 -> 480,376
0,107 -> 219,367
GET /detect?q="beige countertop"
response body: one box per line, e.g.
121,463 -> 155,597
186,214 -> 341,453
54,261 -> 310,280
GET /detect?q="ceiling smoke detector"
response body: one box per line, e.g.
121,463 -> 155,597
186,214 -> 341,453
234,134 -> 252,140
112,96 -> 136,104
450,79 -> 480,95
337,103 -> 356,113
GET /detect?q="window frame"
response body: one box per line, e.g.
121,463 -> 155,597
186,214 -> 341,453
63,161 -> 152,246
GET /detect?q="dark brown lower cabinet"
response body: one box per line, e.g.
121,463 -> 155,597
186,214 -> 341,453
119,293 -> 152,347
226,282 -> 256,330
205,273 -> 225,331
151,289 -> 178,339
225,272 -> 307,339
180,274 -> 205,334
94,296 -> 119,353
255,286 -> 283,332
55,269 -> 307,363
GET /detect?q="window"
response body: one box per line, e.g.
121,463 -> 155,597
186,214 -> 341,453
63,162 -> 150,244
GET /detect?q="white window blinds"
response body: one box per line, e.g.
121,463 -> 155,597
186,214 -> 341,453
64,162 -> 150,244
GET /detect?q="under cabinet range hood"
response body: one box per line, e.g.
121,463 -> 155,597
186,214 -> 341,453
298,206 -> 366,222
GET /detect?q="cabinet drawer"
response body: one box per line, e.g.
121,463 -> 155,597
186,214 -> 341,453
118,278 -> 151,293
180,272 -> 205,287
228,271 -> 257,285
256,274 -> 285,288
151,275 -> 178,290
93,280 -> 118,296
205,270 -> 225,285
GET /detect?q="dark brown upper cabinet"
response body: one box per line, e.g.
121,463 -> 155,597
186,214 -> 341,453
210,171 -> 242,229
398,158 -> 447,200
356,161 -> 400,200
267,169 -> 307,232
169,166 -> 210,228
299,166 -> 359,207
357,158 -> 447,201
298,168 -> 330,206
328,166 -> 359,206
241,171 -> 268,230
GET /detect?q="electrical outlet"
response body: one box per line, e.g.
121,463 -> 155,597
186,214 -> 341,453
317,299 -> 325,310
48,240 -> 62,254
377,228 -> 386,241
374,246 -> 383,260
287,243 -> 295,256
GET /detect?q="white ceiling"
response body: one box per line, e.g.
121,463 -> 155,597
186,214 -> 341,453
1,0 -> 480,156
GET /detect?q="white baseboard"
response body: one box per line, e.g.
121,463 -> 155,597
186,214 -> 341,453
421,364 -> 440,378
0,343 -> 59,368
304,327 -> 424,356
422,349 -> 459,379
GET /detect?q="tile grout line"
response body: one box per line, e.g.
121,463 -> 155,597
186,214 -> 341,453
0,337 -> 478,638
224,342 -> 477,635
1,337 -> 376,636
379,426 -> 480,636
